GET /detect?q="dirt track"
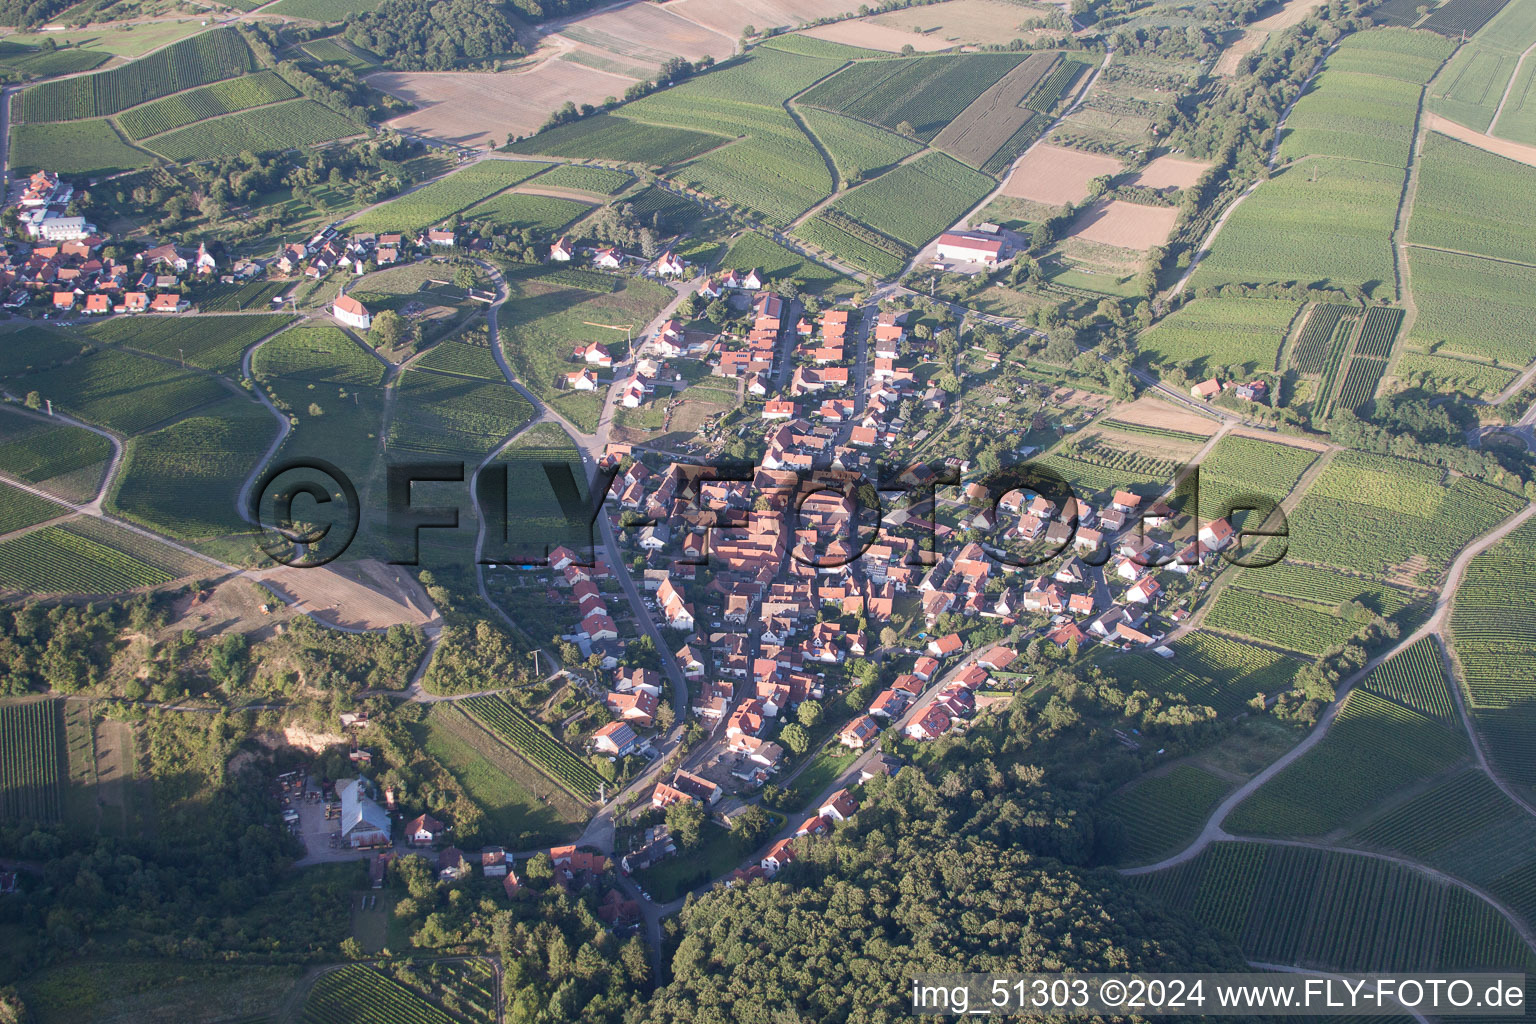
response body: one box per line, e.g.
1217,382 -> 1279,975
1423,113 -> 1536,170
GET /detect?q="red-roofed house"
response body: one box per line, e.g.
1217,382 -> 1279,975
838,714 -> 879,749
820,788 -> 858,821
333,292 -> 370,329
761,837 -> 796,876
927,633 -> 962,658
905,704 -> 951,741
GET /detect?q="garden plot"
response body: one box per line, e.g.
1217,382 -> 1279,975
1002,143 -> 1123,205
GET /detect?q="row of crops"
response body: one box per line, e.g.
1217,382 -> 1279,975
301,965 -> 455,1024
1313,313 -> 1359,417
1134,841 -> 1535,972
1331,355 -> 1387,414
350,159 -> 552,234
0,517 -> 204,593
15,28 -> 255,122
1355,306 -> 1404,357
461,694 -> 603,798
800,52 -> 1031,142
117,70 -> 298,140
1194,434 -> 1318,520
0,699 -> 63,822
1098,419 -> 1208,444
145,100 -> 363,163
1361,636 -> 1455,723
88,312 -> 296,376
1227,561 -> 1412,616
1,340 -> 228,437
1290,303 -> 1353,373
1101,632 -> 1300,715
0,412 -> 113,498
1203,586 -> 1364,656
1225,687 -> 1468,837
1348,765 -> 1536,935
1098,764 -> 1230,865
384,369 -> 533,458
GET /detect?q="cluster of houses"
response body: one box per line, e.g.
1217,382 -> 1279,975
15,170 -> 95,242
276,224 -> 430,282
837,638 -> 1014,750
330,771 -> 634,923
3,170 -> 257,315
713,291 -> 787,397
1,235 -> 234,315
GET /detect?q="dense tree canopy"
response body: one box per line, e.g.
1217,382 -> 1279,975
346,0 -> 524,71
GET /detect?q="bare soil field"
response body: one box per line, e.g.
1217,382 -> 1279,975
1132,153 -> 1211,189
1068,199 -> 1178,250
667,0 -> 849,38
1109,395 -> 1219,436
869,0 -> 1062,44
258,557 -> 439,631
558,2 -> 733,64
168,576 -> 289,641
372,56 -> 637,147
1002,143 -> 1123,205
1213,0 -> 1326,75
1424,114 -> 1536,169
800,20 -> 955,52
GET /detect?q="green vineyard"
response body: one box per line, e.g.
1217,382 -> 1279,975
1355,306 -> 1405,357
1133,841 -> 1536,972
1225,688 -> 1468,837
1332,356 -> 1387,414
1227,561 -> 1413,615
16,29 -> 255,122
1099,764 -> 1231,864
1313,313 -> 1358,416
1291,303 -> 1353,373
0,699 -> 63,822
145,100 -> 364,162
1097,419 -> 1208,444
1102,632 -> 1300,714
1450,518 -> 1536,786
461,694 -> 604,798
301,965 -> 456,1024
116,70 -> 298,140
1360,636 -> 1455,724
1203,587 -> 1363,656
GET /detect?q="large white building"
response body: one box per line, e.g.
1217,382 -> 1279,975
25,213 -> 96,242
935,231 -> 1004,266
